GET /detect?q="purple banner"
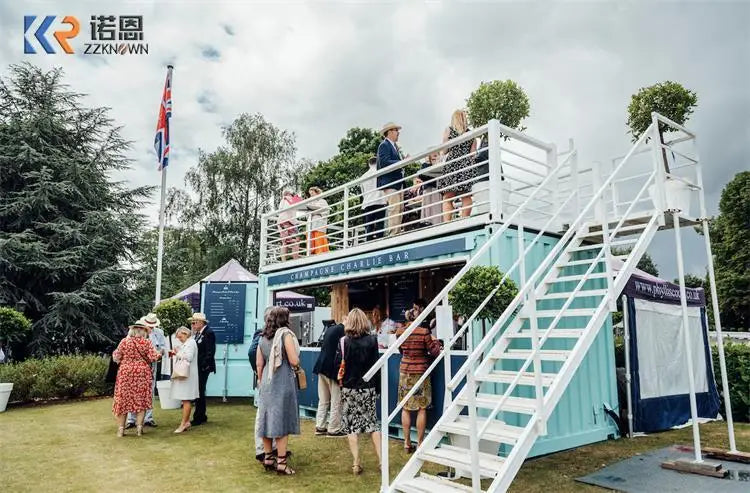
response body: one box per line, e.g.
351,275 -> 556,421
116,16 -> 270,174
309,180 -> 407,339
623,275 -> 705,306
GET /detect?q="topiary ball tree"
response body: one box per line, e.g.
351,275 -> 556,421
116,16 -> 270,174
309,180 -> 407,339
154,299 -> 193,336
449,266 -> 519,336
466,80 -> 530,134
627,81 -> 697,172
0,307 -> 32,344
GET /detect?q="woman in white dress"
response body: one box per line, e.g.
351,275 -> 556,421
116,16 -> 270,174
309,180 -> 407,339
168,326 -> 199,433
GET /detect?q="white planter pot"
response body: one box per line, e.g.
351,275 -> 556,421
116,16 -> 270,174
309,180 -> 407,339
0,382 -> 13,412
156,380 -> 181,410
648,179 -> 692,213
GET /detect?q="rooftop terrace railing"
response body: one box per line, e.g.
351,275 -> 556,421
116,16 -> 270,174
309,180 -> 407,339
259,120 -> 568,272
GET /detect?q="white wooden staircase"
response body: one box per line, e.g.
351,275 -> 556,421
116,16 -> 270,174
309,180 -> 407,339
363,114 -> 697,493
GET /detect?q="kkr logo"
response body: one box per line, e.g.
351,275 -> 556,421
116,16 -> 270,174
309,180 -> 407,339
24,15 -> 79,54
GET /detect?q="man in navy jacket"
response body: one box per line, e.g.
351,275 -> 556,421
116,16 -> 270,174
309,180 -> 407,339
376,122 -> 404,236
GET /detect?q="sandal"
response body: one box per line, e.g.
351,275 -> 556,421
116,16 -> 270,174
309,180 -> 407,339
404,444 -> 416,454
276,452 -> 296,475
262,452 -> 276,472
352,464 -> 363,475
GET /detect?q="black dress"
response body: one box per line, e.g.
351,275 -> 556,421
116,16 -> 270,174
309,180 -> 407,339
438,127 -> 477,194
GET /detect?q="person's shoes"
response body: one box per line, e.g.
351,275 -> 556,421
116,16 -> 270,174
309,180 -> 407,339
124,422 -> 135,429
314,427 -> 327,436
116,426 -> 125,437
352,464 -> 363,475
190,418 -> 206,426
136,425 -> 143,437
326,431 -> 347,437
144,420 -> 157,427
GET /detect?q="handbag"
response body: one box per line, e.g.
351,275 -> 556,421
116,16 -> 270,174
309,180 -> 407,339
172,358 -> 189,380
337,337 -> 347,386
293,365 -> 307,390
426,338 -> 442,358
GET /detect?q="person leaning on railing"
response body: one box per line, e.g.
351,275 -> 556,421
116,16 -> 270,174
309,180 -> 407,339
277,190 -> 302,261
306,186 -> 330,255
376,122 -> 406,236
334,308 -> 382,475
395,309 -> 441,453
439,109 -> 477,222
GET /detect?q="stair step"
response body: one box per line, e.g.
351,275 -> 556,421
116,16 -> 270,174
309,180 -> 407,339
396,474 -> 475,493
548,272 -> 608,283
538,289 -> 608,300
418,444 -> 505,477
499,349 -> 570,362
439,416 -> 525,445
477,370 -> 557,387
582,224 -> 647,238
506,328 -> 584,339
568,238 -> 637,252
456,393 -> 538,414
531,308 -> 596,318
558,258 -> 606,267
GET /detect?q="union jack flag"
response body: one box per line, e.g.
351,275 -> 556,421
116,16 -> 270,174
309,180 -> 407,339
154,67 -> 173,171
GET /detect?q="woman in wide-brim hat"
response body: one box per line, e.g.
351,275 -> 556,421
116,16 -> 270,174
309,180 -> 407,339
111,318 -> 162,437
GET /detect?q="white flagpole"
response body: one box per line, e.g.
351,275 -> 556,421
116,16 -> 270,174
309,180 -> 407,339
154,64 -> 173,308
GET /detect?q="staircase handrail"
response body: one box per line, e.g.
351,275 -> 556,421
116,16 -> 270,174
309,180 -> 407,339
447,122 -> 655,390
362,143 -> 574,382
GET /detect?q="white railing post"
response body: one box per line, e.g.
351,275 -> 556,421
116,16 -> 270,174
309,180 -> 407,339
467,366 -> 481,492
343,188 -> 350,249
672,212 -> 703,463
610,159 -> 620,218
488,120 -> 504,222
548,144 -> 559,230
259,214 -> 268,268
305,213 -> 312,257
381,363 -> 390,491
650,116 -> 667,226
570,143 -> 579,220
622,295 -> 633,438
441,298 -> 453,408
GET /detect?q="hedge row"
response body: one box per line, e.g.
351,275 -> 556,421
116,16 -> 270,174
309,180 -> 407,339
0,355 -> 112,404
614,338 -> 750,423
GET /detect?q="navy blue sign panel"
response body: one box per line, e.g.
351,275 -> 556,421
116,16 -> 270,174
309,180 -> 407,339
267,238 -> 468,286
203,283 -> 246,344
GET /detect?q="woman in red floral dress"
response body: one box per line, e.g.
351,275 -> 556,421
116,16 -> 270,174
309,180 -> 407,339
112,320 -> 161,437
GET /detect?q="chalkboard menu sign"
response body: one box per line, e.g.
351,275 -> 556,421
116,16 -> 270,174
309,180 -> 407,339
203,282 -> 247,344
388,275 -> 419,322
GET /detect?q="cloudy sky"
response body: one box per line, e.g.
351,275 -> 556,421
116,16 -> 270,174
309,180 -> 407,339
2,1 -> 748,279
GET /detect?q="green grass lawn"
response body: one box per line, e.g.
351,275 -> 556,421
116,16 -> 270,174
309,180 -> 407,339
0,397 -> 747,492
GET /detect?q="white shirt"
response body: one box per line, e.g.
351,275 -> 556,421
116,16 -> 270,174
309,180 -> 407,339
361,167 -> 386,207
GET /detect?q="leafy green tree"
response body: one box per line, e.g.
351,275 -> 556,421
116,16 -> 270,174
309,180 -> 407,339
0,308 -> 31,344
0,64 -> 150,355
170,113 -> 297,273
626,81 -> 698,142
337,127 -> 380,156
709,171 -> 750,330
301,152 -> 371,195
449,266 -> 518,334
674,274 -> 706,289
128,226 -> 220,316
466,80 -> 530,132
154,299 -> 193,336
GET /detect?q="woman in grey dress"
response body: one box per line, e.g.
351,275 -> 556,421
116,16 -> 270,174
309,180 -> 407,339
256,306 -> 300,475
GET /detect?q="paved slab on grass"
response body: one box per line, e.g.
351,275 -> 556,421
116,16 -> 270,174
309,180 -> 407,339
576,445 -> 750,492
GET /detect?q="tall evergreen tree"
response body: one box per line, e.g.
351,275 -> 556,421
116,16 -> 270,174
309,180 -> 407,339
0,63 -> 150,355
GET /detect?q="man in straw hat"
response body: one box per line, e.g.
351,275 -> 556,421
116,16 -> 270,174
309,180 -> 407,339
377,122 -> 405,236
125,313 -> 165,428
189,312 -> 215,426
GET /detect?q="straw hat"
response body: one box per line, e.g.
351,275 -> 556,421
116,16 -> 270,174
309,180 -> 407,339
189,312 -> 208,324
143,312 -> 160,328
380,122 -> 402,136
129,318 -> 149,330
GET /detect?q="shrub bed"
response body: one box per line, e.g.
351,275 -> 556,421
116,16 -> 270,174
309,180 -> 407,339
0,355 -> 112,404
